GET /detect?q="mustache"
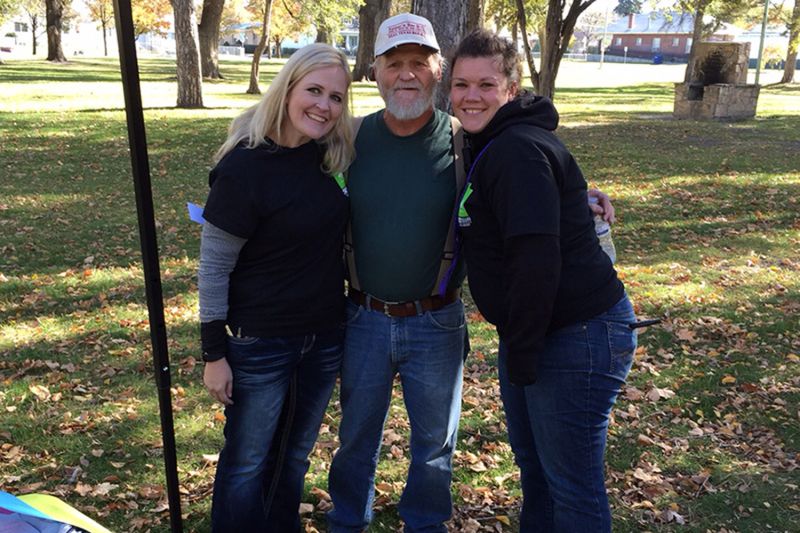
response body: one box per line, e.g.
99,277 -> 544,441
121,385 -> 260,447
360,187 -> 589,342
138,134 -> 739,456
390,82 -> 423,92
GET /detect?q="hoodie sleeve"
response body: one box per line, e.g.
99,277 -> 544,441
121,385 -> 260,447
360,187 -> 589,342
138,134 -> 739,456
500,234 -> 561,385
480,135 -> 563,385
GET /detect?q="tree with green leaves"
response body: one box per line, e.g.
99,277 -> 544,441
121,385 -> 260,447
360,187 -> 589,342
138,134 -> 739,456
45,0 -> 67,62
614,0 -> 643,16
170,0 -> 204,107
0,0 -> 15,24
85,0 -> 114,56
304,0 -> 361,45
486,0 -> 524,47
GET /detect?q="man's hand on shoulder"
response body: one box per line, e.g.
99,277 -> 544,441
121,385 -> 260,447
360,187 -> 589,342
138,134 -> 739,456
588,188 -> 615,223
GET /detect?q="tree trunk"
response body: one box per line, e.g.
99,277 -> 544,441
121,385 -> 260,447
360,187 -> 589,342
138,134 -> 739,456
537,1 -> 563,99
353,0 -> 391,81
247,0 -> 273,95
781,0 -> 800,84
511,19 -> 518,50
316,26 -> 330,44
412,0 -> 469,110
199,0 -> 226,79
102,21 -> 108,56
540,0 -> 589,100
517,0 -> 596,100
467,0 -> 484,31
684,5 -> 707,83
45,0 -> 66,62
171,0 -> 204,108
30,17 -> 39,56
516,0 -> 539,93
273,36 -> 282,58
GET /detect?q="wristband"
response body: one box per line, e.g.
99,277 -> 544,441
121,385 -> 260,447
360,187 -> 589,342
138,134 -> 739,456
201,320 -> 228,361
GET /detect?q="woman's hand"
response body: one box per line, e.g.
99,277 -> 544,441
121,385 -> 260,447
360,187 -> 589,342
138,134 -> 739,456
588,188 -> 616,224
204,358 -> 234,405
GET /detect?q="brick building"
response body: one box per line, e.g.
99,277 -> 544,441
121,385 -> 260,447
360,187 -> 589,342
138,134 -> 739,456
606,12 -> 736,62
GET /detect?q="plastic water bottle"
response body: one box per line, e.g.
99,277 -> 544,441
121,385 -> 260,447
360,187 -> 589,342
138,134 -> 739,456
588,196 -> 617,264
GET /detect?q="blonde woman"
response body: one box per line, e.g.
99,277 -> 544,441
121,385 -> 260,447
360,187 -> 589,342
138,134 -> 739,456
198,43 -> 354,532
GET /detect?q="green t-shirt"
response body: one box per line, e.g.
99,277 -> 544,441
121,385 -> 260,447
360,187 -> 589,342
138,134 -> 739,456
348,109 -> 465,302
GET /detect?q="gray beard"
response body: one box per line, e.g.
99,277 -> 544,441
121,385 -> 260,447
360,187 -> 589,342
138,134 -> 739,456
381,86 -> 437,121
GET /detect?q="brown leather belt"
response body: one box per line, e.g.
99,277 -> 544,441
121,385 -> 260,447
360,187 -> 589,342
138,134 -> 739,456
348,288 -> 460,318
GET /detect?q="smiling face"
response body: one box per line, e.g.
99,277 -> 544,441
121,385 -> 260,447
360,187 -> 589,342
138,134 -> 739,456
450,55 -> 517,134
374,44 -> 441,121
282,65 -> 348,147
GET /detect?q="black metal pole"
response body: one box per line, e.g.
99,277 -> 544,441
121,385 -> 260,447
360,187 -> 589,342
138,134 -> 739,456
111,1 -> 183,531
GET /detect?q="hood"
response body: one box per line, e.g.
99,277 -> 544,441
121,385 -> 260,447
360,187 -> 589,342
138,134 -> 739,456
470,92 -> 559,151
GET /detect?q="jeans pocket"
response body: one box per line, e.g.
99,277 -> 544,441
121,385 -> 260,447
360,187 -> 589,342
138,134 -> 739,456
227,334 -> 260,346
344,299 -> 363,325
606,321 -> 637,378
425,301 -> 466,331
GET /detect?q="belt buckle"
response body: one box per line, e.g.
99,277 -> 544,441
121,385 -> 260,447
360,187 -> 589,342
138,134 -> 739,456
383,301 -> 392,317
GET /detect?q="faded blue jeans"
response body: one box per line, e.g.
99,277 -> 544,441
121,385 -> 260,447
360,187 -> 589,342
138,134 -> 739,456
498,295 -> 637,533
328,299 -> 465,533
211,328 -> 343,533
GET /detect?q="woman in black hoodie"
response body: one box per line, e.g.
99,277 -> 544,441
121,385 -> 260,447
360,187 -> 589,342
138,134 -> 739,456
450,30 -> 637,532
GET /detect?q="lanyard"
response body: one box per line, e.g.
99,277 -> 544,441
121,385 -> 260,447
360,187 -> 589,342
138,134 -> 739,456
333,172 -> 348,196
435,138 -> 496,295
457,139 -> 495,227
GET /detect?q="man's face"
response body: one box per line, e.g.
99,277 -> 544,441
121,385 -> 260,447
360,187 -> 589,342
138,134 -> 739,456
374,44 -> 441,121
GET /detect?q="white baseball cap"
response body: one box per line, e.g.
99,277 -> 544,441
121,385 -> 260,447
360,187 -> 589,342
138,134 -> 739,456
374,13 -> 440,57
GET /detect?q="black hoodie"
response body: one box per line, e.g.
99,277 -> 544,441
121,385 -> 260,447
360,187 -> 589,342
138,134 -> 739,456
460,94 -> 624,384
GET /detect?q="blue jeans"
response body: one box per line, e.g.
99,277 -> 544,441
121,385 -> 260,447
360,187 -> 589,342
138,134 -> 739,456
211,328 -> 343,533
498,295 -> 637,533
328,299 -> 465,533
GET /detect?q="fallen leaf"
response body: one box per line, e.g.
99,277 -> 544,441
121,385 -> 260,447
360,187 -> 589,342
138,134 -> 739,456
496,515 -> 511,526
646,387 -> 676,402
29,384 -> 51,401
91,482 -> 117,496
637,434 -> 655,446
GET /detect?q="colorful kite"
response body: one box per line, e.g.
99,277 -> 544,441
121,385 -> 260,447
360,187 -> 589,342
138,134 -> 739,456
0,491 -> 112,533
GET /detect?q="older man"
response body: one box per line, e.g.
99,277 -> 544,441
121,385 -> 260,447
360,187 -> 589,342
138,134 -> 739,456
327,13 -> 466,533
327,13 -> 615,532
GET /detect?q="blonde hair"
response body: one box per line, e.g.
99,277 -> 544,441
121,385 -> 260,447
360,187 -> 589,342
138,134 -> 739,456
214,43 -> 354,175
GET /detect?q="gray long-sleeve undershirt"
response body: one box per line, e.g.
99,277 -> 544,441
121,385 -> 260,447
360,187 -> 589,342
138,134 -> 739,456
198,221 -> 247,324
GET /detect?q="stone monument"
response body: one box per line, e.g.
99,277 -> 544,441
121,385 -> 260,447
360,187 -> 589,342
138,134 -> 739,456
674,42 -> 760,120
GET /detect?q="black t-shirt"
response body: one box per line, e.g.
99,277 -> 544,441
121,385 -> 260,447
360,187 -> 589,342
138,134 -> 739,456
461,96 -> 624,338
203,140 -> 348,336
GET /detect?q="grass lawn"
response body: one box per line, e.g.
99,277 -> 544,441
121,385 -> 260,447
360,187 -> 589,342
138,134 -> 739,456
1,56 -> 798,532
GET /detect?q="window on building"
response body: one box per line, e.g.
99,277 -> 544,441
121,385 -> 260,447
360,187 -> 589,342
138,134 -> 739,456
652,38 -> 661,51
615,37 -> 622,46
672,37 -> 680,47
14,22 -> 28,32
685,38 -> 692,54
635,37 -> 643,46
